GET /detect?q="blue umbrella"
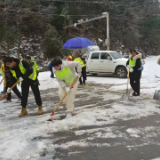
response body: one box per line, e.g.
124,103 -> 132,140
63,37 -> 95,49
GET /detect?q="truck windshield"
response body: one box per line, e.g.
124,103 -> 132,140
110,51 -> 123,59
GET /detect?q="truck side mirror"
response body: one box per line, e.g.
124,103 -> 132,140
107,56 -> 112,60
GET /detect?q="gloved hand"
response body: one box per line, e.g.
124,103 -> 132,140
130,68 -> 134,73
19,77 -> 24,82
74,72 -> 81,78
65,87 -> 71,94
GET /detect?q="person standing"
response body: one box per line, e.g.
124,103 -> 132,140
126,50 -> 142,96
51,57 -> 81,117
25,55 -> 40,85
73,50 -> 86,85
0,54 -> 22,102
25,55 -> 40,73
4,57 -> 43,117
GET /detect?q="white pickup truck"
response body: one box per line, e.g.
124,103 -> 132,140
83,51 -> 128,78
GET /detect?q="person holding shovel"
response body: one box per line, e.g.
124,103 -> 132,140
0,53 -> 22,102
51,57 -> 81,117
126,50 -> 142,96
4,57 -> 43,117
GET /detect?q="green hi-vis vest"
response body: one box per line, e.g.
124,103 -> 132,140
0,68 -> 4,77
74,57 -> 85,68
55,66 -> 75,84
10,60 -> 37,81
129,58 -> 141,70
30,60 -> 39,72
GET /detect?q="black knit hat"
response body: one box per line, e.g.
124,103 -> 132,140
25,55 -> 31,59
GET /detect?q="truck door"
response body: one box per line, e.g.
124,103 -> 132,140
88,52 -> 100,72
99,52 -> 114,72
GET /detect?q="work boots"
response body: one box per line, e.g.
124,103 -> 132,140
19,108 -> 28,117
38,106 -> 43,115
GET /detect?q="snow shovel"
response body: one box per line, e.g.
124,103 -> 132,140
0,77 -> 5,85
153,90 -> 160,101
121,68 -> 130,100
47,76 -> 79,121
0,80 -> 19,101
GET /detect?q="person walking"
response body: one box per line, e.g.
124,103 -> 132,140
4,57 -> 43,117
51,57 -> 81,117
0,53 -> 22,102
126,50 -> 142,96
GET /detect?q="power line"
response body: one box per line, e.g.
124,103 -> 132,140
39,0 -> 108,3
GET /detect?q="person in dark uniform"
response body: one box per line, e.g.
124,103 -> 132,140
4,57 -> 43,117
0,53 -> 22,102
126,50 -> 142,96
25,55 -> 40,85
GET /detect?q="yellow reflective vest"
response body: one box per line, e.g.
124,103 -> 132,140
74,57 -> 85,68
10,60 -> 37,81
1,64 -> 6,87
30,60 -> 39,72
55,66 -> 75,84
0,65 -> 4,77
129,58 -> 141,70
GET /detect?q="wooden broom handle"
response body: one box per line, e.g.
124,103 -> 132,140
126,68 -> 130,90
0,77 -> 5,85
0,80 -> 19,101
50,76 -> 79,116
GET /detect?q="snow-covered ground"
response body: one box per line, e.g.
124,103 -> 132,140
0,56 -> 160,160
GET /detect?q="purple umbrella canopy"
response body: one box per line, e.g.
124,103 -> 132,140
63,37 -> 95,49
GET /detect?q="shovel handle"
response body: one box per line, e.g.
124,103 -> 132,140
50,76 -> 78,116
0,77 -> 5,85
126,68 -> 130,90
0,80 -> 19,101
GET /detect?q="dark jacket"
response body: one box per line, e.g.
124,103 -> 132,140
126,54 -> 142,79
48,63 -> 54,78
2,62 -> 13,82
11,59 -> 36,83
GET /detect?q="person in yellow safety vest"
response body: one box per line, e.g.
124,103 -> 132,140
25,55 -> 40,85
4,57 -> 43,117
51,57 -> 82,117
0,54 -> 22,102
0,60 -> 5,94
73,51 -> 87,85
0,60 -> 3,75
126,50 -> 142,96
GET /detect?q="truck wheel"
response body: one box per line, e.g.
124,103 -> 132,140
116,67 -> 127,78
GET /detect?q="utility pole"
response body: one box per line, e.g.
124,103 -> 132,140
64,12 -> 110,50
102,12 -> 110,50
106,12 -> 110,50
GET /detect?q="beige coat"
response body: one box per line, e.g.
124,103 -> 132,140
52,60 -> 82,88
52,60 -> 81,112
